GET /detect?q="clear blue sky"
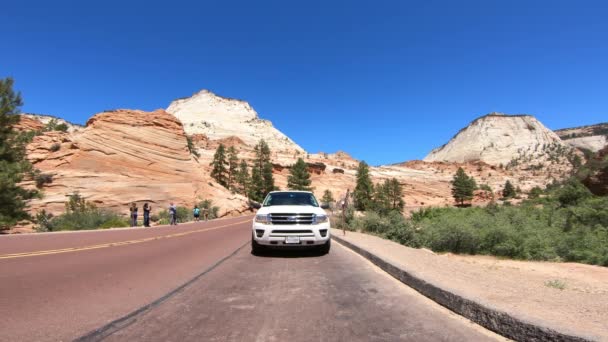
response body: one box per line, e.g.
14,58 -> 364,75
2,0 -> 607,165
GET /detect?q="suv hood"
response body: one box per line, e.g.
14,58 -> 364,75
256,205 -> 327,216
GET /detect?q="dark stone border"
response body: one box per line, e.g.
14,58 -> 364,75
74,241 -> 249,342
333,235 -> 593,342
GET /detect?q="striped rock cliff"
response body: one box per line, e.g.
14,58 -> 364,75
23,109 -> 249,220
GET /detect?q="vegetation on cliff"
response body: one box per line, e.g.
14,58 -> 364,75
0,77 -> 39,230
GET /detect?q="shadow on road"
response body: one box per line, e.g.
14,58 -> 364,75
251,248 -> 327,258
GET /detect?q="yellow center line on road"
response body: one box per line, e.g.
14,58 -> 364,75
0,219 -> 252,260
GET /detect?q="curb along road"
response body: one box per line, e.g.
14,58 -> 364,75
331,234 -> 592,342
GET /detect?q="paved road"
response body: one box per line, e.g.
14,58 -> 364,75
85,245 -> 502,342
1,217 -> 503,342
0,216 -> 253,341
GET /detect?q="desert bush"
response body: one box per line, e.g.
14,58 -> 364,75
198,199 -> 220,219
41,209 -> 128,231
347,179 -> 608,266
34,172 -> 53,188
35,192 -> 129,231
44,119 -> 68,132
49,143 -> 61,152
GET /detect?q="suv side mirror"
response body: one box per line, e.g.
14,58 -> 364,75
250,201 -> 262,209
321,203 -> 330,210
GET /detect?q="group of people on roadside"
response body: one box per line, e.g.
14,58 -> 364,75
128,202 -> 209,227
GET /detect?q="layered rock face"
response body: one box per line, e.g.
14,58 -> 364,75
17,92 -> 599,233
166,90 -> 305,154
555,123 -> 608,152
21,114 -> 83,132
14,115 -> 46,132
424,113 -> 567,165
24,109 -> 248,218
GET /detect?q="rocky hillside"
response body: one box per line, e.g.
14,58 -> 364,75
424,113 -> 569,165
555,123 -> 608,153
166,90 -> 305,155
21,109 -> 250,221
20,113 -> 83,133
14,94 -> 595,233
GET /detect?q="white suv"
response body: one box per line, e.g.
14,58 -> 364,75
251,191 -> 331,254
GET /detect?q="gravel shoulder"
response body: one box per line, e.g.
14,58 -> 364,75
332,229 -> 608,341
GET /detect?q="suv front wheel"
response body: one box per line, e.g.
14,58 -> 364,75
251,234 -> 264,255
318,239 -> 331,255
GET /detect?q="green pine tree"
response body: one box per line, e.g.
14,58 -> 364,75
354,161 -> 374,211
386,178 -> 405,212
503,180 -> 516,199
0,77 -> 38,230
451,167 -> 475,206
249,140 -> 275,202
370,178 -> 404,214
235,159 -> 250,196
321,189 -> 335,206
287,158 -> 312,191
210,144 -> 228,187
372,180 -> 390,214
227,146 -> 239,189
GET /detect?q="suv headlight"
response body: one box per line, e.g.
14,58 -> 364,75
313,214 -> 328,224
255,214 -> 271,224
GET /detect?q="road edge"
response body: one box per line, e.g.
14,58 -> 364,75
73,240 -> 249,342
331,234 -> 592,342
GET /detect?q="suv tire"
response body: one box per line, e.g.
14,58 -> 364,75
251,234 -> 264,255
318,239 -> 331,255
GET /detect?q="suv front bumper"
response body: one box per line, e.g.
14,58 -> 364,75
252,222 -> 331,247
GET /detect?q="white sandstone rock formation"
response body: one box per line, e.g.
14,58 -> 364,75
166,90 -> 305,154
555,123 -> 608,152
424,113 -> 567,165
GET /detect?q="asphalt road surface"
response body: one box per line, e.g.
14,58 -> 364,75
1,216 -> 504,342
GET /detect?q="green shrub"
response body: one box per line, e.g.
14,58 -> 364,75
50,143 -> 61,152
35,192 -> 129,231
528,186 -> 543,199
198,199 -> 220,219
346,179 -> 608,266
41,210 -> 129,231
34,172 -> 53,188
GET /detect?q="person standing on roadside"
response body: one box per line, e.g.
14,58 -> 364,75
130,202 -> 138,227
193,205 -> 200,222
143,203 -> 151,227
169,202 -> 177,225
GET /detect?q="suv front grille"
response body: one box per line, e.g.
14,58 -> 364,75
271,230 -> 313,234
269,213 -> 314,225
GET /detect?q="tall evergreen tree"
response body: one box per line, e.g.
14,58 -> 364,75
210,143 -> 228,187
502,180 -> 516,199
321,189 -> 335,206
372,181 -> 390,213
371,178 -> 404,214
249,140 -> 275,201
227,146 -> 239,189
0,77 -> 37,230
287,158 -> 312,191
451,167 -> 476,206
235,159 -> 250,196
386,178 -> 405,212
354,161 -> 374,211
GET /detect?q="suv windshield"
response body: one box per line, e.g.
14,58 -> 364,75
263,192 -> 319,207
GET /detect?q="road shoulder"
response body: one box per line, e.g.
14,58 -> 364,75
332,229 -> 605,341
